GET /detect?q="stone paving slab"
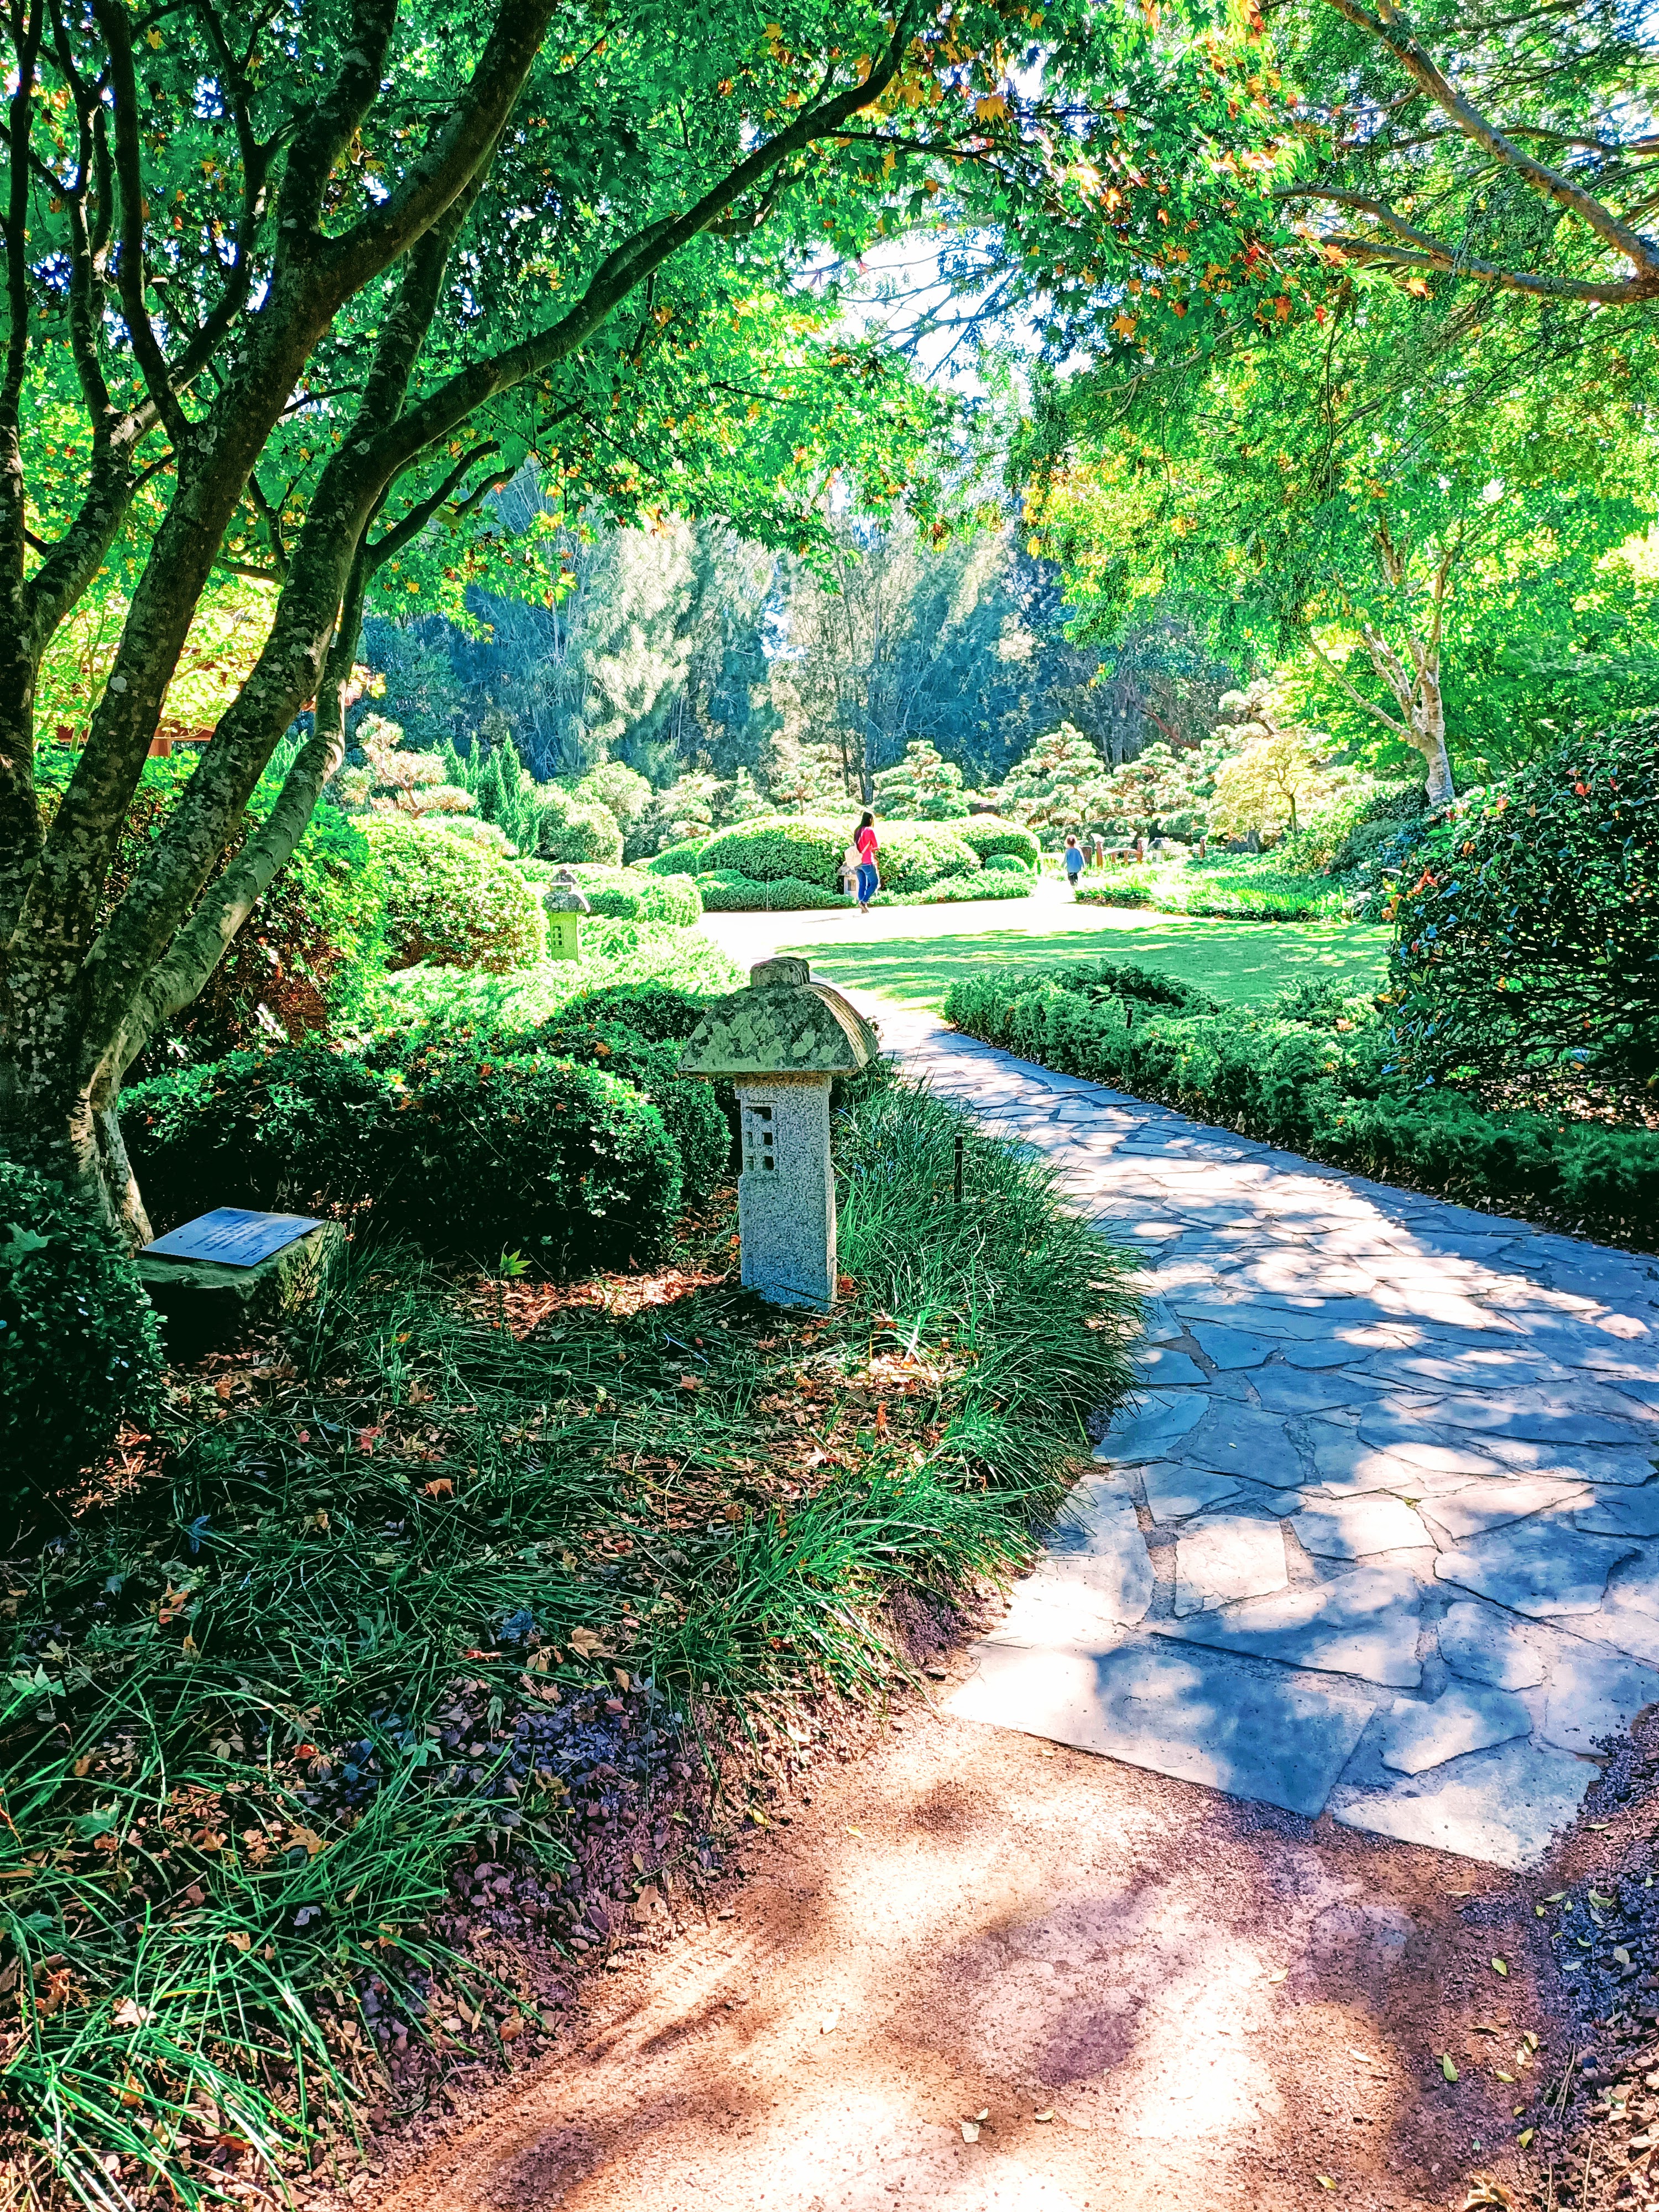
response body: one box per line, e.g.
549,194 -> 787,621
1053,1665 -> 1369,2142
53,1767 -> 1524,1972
867,996 -> 1659,1869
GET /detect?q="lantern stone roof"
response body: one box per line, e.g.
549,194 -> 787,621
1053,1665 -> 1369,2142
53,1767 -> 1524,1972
680,957 -> 878,1078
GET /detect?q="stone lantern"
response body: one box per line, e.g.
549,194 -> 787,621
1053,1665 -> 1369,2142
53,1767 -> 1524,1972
547,867 -> 589,961
681,956 -> 878,1310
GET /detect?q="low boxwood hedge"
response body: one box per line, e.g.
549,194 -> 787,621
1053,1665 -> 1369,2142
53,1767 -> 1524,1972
522,1017 -> 730,1196
891,870 -> 1032,906
1,1161 -> 164,1521
698,816 -> 848,888
943,962 -> 1659,1243
696,870 -> 848,912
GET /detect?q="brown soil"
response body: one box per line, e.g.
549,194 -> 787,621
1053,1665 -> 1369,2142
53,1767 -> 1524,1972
349,1651 -> 1575,2212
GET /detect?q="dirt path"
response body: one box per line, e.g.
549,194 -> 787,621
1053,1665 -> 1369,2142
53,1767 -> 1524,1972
379,1683 -> 1537,2212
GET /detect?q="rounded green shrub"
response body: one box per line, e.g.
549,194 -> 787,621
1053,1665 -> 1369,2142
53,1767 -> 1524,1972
390,1049 -> 680,1265
0,1161 -> 163,1520
363,818 -> 548,972
868,822 -> 980,895
698,815 -> 849,888
956,816 -> 1041,869
983,851 -> 1031,874
894,870 -> 1031,906
556,864 -> 701,925
641,838 -> 710,877
696,870 -> 848,912
557,983 -> 716,1041
530,1019 -> 729,1197
124,1049 -> 405,1228
533,784 -> 625,865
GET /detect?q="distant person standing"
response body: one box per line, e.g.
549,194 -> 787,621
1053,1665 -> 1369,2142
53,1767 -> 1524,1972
854,811 -> 880,913
1063,832 -> 1085,893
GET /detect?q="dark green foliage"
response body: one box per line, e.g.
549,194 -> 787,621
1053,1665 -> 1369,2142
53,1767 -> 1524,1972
1384,719 -> 1659,1089
698,815 -> 848,888
697,870 -> 848,912
643,837 -> 711,876
123,1049 -> 403,1229
954,816 -> 1042,868
125,1045 -> 682,1267
890,870 -> 1032,905
945,966 -> 1659,1242
390,1051 -> 680,1265
557,982 -> 716,1042
0,1162 -> 163,1520
526,1019 -> 731,1198
867,822 -> 981,895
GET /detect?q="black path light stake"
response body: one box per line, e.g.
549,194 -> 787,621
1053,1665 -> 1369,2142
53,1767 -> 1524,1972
954,1131 -> 964,1206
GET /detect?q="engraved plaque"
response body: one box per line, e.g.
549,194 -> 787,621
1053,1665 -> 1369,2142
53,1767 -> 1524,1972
142,1207 -> 324,1269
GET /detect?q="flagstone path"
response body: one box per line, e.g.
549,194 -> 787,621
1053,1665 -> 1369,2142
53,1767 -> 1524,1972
866,996 -> 1659,1870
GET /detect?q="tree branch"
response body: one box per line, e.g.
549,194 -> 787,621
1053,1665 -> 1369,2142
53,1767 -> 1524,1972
1317,0 -> 1659,283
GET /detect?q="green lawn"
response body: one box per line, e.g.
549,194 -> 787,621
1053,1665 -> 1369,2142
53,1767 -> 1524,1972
779,909 -> 1390,1011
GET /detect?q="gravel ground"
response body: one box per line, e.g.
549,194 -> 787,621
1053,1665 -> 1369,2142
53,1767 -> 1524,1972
298,1597 -> 1657,2212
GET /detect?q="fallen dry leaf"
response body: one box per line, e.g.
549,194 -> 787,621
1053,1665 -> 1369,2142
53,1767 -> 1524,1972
567,1627 -> 607,1659
423,1479 -> 454,1500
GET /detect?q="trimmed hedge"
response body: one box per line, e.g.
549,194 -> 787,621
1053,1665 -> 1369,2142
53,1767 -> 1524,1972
944,963 -> 1659,1243
889,870 -> 1032,905
868,822 -> 980,895
363,818 -> 547,972
124,1044 -> 682,1268
0,1160 -> 163,1518
696,870 -> 847,912
956,816 -> 1041,869
556,983 -> 715,1041
643,837 -> 711,877
525,1018 -> 730,1196
698,815 -> 848,888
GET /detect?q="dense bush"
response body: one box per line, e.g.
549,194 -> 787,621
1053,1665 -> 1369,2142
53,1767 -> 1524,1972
554,863 -> 701,925
696,870 -> 847,912
0,1161 -> 163,1517
126,1044 -> 682,1267
556,982 -> 716,1041
955,816 -> 1042,869
946,964 -> 1659,1241
389,1048 -> 681,1264
698,815 -> 848,888
533,782 -> 625,865
891,870 -> 1032,905
368,920 -> 742,1032
1384,718 -> 1659,1090
984,851 -> 1031,874
1075,862 -> 1349,920
529,1018 -> 729,1196
643,837 -> 710,877
868,821 -> 981,894
363,818 -> 548,972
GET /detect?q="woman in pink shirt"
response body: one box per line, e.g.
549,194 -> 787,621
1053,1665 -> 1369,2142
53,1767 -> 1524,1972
854,812 -> 880,913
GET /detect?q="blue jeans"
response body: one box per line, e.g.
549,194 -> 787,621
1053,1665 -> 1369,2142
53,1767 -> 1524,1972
856,863 -> 878,903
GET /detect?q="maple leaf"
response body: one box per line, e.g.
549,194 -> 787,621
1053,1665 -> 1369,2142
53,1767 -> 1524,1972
1111,311 -> 1138,338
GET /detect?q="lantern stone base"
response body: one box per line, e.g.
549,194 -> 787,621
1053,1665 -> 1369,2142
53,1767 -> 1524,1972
139,1220 -> 345,1353
736,1076 -> 836,1309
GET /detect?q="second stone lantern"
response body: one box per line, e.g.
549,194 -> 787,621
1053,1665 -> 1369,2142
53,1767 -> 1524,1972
680,956 -> 878,1310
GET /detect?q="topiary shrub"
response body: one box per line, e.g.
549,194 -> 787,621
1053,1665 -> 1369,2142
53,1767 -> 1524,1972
956,816 -> 1041,870
123,1049 -> 405,1230
696,871 -> 848,912
362,818 -> 548,972
868,822 -> 980,895
698,815 -> 848,888
556,983 -> 716,1041
888,870 -> 1032,905
554,864 -> 701,926
643,838 -> 709,877
0,1161 -> 163,1522
534,784 -> 625,865
389,1048 -> 680,1265
127,1043 -> 682,1268
983,851 -> 1031,874
1384,718 -> 1659,1091
529,1019 -> 729,1197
